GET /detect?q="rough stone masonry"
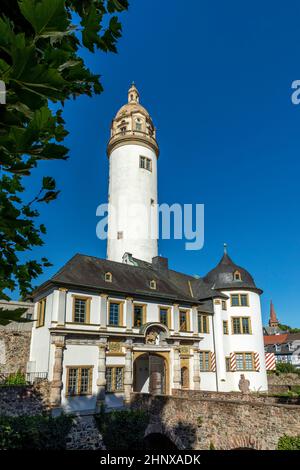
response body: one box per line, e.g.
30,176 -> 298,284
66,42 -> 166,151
0,300 -> 33,374
130,391 -> 300,450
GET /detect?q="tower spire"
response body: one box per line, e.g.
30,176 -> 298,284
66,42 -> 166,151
223,242 -> 227,255
269,300 -> 279,327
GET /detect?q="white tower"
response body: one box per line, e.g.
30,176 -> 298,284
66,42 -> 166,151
106,83 -> 159,263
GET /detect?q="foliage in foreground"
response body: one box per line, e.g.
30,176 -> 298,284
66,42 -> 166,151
95,407 -> 149,450
0,0 -> 128,311
277,434 -> 300,450
0,413 -> 73,449
275,363 -> 300,375
0,370 -> 26,386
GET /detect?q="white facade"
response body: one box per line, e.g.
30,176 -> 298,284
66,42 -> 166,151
29,282 -> 268,413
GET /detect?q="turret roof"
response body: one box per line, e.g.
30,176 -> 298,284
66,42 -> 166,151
203,250 -> 262,293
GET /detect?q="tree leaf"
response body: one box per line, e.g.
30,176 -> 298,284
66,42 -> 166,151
18,0 -> 69,37
42,176 -> 56,190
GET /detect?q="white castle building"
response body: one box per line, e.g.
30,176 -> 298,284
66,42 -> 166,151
29,84 -> 268,413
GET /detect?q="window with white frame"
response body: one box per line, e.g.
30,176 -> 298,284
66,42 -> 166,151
140,155 -> 152,171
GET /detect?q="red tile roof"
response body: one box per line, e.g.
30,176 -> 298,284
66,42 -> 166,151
264,333 -> 288,345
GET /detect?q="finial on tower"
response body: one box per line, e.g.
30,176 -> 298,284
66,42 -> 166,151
128,82 -> 139,103
223,243 -> 227,255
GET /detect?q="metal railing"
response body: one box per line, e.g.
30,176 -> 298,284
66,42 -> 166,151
26,372 -> 48,383
0,371 -> 48,385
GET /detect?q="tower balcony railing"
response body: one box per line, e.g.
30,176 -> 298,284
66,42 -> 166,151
107,129 -> 159,157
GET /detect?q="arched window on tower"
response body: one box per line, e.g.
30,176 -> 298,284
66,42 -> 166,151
234,270 -> 242,281
135,118 -> 142,131
149,280 -> 156,290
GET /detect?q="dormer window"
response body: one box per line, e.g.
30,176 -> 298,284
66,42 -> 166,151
105,272 -> 112,283
150,280 -> 156,290
234,270 -> 242,281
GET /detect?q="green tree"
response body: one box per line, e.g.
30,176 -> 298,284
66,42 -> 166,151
276,362 -> 300,375
0,0 -> 128,316
278,324 -> 300,333
277,434 -> 300,450
95,408 -> 149,450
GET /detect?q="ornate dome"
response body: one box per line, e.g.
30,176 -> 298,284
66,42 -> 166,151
115,102 -> 150,120
204,248 -> 262,293
107,83 -> 159,157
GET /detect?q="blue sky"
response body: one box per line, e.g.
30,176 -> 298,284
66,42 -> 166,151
20,0 -> 300,326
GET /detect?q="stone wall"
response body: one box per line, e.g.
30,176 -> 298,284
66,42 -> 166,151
0,329 -> 32,374
66,415 -> 104,450
0,380 -> 50,417
0,382 -> 104,450
268,372 -> 300,385
131,392 -> 300,450
172,388 -> 300,404
0,300 -> 33,374
267,372 -> 300,394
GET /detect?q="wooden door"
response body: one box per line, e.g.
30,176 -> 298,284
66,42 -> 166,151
149,355 -> 165,395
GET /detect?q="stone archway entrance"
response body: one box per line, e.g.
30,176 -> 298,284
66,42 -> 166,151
133,353 -> 168,395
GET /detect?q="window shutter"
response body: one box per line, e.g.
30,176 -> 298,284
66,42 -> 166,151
265,352 -> 276,371
230,352 -> 237,371
210,352 -> 216,372
254,352 -> 260,371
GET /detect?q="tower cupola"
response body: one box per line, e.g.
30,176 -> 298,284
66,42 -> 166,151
107,83 -> 159,157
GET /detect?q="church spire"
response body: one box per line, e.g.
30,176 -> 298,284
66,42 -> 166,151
128,81 -> 139,103
269,300 -> 279,327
